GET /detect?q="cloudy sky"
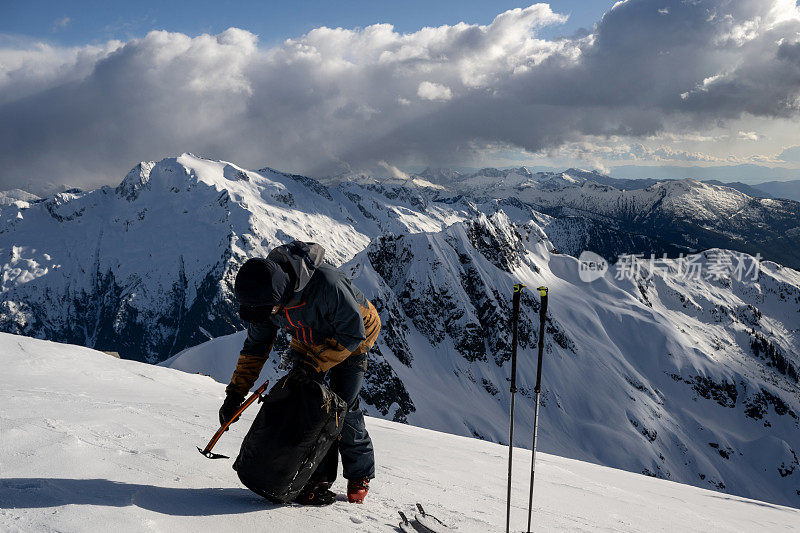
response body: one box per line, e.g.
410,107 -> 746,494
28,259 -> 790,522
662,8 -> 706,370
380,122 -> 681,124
1,0 -> 799,192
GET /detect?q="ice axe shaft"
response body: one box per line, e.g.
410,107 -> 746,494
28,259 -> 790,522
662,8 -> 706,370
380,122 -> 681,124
198,379 -> 270,459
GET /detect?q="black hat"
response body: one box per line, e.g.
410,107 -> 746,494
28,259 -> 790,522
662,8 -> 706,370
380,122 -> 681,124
234,258 -> 291,307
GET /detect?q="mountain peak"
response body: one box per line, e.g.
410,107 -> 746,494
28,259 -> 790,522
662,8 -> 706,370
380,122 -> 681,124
116,154 -> 271,199
116,161 -> 156,201
474,167 -> 507,178
512,166 -> 533,176
0,188 -> 41,206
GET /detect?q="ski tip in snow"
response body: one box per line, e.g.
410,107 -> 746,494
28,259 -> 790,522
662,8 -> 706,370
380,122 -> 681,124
398,511 -> 415,532
397,504 -> 455,532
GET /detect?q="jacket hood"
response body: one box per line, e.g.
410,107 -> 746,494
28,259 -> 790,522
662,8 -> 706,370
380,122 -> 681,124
267,241 -> 325,293
234,257 -> 290,308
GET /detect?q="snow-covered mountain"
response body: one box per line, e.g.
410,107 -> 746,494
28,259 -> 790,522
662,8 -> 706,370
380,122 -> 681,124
468,196 -> 691,261
3,332 -> 799,532
168,211 -> 800,507
0,188 -> 40,206
414,167 -> 800,269
351,212 -> 800,507
511,179 -> 800,269
415,166 -> 661,194
0,154 -> 466,362
3,154 -> 800,507
416,166 -> 606,196
701,180 -> 773,199
0,155 -> 696,362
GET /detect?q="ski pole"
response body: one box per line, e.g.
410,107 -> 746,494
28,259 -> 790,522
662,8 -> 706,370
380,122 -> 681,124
197,379 -> 270,459
506,283 -> 526,533
526,286 -> 549,532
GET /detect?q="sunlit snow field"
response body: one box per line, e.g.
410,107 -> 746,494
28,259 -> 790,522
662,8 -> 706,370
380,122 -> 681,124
1,333 -> 798,532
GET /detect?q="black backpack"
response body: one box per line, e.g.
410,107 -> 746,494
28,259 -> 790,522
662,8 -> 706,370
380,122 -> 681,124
233,372 -> 346,503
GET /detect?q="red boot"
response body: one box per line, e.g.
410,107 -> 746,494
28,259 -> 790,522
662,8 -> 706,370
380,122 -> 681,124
347,478 -> 370,504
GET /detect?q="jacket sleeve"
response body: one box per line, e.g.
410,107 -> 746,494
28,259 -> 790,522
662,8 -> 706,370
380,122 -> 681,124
226,322 -> 278,398
325,277 -> 367,353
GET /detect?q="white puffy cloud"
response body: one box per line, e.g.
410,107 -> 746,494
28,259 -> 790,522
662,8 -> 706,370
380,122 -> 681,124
377,161 -> 410,180
417,81 -> 452,101
550,141 -> 725,163
0,1 -> 799,190
648,132 -> 722,143
0,38 -> 123,106
737,131 -> 762,141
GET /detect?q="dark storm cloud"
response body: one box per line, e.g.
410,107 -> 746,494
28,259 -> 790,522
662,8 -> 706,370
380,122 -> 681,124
338,0 -> 800,168
0,1 -> 798,191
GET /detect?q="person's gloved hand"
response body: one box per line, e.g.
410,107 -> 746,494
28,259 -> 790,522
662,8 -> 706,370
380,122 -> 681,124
286,363 -> 319,387
219,393 -> 245,428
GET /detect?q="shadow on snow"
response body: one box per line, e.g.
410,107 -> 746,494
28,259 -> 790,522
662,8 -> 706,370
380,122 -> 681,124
0,478 -> 279,516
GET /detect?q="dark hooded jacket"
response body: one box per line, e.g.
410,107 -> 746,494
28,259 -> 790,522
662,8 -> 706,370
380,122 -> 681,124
226,241 -> 381,398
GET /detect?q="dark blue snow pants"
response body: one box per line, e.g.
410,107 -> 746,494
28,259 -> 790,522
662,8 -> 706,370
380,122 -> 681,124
302,352 -> 375,483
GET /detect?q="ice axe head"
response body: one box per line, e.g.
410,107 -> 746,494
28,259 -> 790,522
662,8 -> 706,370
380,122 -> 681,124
197,446 -> 229,459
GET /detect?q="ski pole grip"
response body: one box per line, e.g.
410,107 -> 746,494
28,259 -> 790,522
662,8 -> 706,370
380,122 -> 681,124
537,286 -> 548,320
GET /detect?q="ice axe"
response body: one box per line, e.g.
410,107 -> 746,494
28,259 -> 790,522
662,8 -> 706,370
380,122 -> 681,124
197,379 -> 270,459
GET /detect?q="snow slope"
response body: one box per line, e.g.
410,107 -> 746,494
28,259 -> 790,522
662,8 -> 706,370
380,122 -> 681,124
2,332 -> 799,533
348,213 -> 800,507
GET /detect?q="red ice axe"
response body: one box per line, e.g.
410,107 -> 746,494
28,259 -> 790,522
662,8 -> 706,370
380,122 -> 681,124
197,379 -> 270,459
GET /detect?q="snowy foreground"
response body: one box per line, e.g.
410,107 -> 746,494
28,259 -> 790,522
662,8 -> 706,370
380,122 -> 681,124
2,334 -> 798,532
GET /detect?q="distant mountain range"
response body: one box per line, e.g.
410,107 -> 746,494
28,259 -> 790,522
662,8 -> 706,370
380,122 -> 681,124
401,167 -> 800,268
338,164 -> 800,202
2,155 -> 800,364
410,166 -> 800,202
754,180 -> 800,202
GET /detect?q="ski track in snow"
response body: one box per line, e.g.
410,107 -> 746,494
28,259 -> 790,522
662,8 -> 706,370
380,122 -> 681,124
2,333 -> 799,532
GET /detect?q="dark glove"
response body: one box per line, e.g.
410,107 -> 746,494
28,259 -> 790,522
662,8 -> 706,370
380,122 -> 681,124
286,363 -> 320,387
219,393 -> 245,428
